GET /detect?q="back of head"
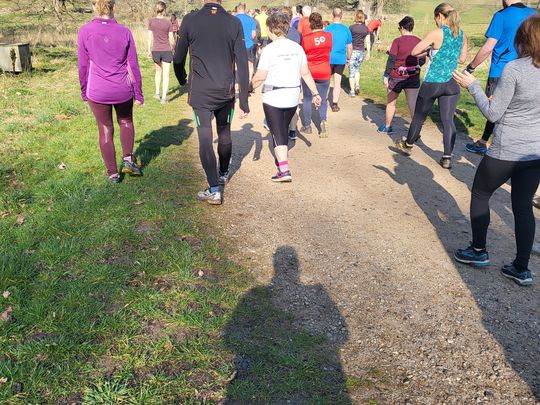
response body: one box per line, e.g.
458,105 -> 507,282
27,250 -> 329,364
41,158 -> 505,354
237,2 -> 246,12
261,5 -> 268,13
309,12 -> 323,30
155,1 -> 166,15
332,7 -> 342,19
267,12 -> 290,37
354,9 -> 365,24
281,6 -> 293,20
515,14 -> 540,68
302,5 -> 312,17
92,0 -> 115,17
296,4 -> 303,15
434,3 -> 460,37
399,15 -> 414,32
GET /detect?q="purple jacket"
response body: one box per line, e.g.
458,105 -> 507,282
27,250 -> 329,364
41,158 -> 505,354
77,18 -> 143,104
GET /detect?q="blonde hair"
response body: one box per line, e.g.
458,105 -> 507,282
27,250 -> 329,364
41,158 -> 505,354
355,10 -> 365,24
434,3 -> 460,37
155,1 -> 166,15
92,0 -> 115,17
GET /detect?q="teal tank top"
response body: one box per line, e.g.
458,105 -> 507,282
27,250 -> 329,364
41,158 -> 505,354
425,25 -> 463,83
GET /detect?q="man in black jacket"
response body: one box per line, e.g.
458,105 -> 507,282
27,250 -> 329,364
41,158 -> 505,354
174,1 -> 250,205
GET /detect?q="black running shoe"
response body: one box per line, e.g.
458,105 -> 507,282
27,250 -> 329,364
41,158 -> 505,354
218,171 -> 229,185
288,130 -> 298,141
501,264 -> 533,286
440,157 -> 452,169
121,160 -> 143,176
454,245 -> 490,267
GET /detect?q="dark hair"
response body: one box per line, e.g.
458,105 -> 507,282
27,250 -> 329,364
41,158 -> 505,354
309,12 -> 323,30
515,14 -> 540,68
281,6 -> 293,19
398,16 -> 414,32
267,12 -> 290,37
354,10 -> 365,24
296,4 -> 303,15
155,1 -> 166,15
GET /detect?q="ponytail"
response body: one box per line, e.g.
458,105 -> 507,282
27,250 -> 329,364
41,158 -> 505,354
155,1 -> 167,15
92,0 -> 115,17
434,3 -> 461,37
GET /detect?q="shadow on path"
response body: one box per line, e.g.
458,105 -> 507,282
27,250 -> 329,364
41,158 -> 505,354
375,154 -> 540,399
224,246 -> 352,403
134,118 -> 193,167
229,124 -> 263,180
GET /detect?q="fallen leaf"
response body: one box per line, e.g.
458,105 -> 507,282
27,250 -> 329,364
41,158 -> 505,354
134,200 -> 145,206
2,291 -> 10,299
198,270 -> 204,277
23,249 -> 35,256
0,377 -> 7,384
58,163 -> 66,170
15,215 -> 25,225
0,306 -> 13,322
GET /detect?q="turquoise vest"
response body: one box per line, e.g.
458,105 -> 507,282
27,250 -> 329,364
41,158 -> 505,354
425,25 -> 464,83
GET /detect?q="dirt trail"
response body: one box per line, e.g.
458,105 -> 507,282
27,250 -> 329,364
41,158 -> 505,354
200,89 -> 539,403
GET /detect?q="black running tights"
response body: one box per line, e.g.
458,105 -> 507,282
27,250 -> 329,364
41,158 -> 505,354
193,100 -> 235,187
405,80 -> 460,156
263,103 -> 297,147
471,155 -> 540,270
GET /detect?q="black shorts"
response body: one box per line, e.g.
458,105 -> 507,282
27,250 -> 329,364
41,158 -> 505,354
247,45 -> 257,62
331,64 -> 345,75
152,50 -> 173,64
388,74 -> 420,93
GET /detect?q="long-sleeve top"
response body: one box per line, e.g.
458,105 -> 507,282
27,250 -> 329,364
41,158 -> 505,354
468,57 -> 540,161
77,18 -> 143,104
173,4 -> 249,113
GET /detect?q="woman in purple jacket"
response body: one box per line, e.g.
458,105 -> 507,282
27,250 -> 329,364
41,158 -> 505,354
77,0 -> 144,184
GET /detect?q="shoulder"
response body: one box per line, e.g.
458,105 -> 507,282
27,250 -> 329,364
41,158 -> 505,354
79,21 -> 93,33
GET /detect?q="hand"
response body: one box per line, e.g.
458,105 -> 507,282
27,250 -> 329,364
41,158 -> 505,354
147,52 -> 152,59
238,109 -> 249,119
312,95 -> 322,108
452,69 -> 476,88
383,77 -> 389,89
135,100 -> 143,105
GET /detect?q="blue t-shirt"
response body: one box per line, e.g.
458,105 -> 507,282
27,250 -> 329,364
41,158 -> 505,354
236,13 -> 256,49
485,3 -> 536,78
324,22 -> 352,65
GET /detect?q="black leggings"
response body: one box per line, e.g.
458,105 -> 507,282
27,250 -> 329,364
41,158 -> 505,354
406,80 -> 460,156
263,103 -> 297,147
471,155 -> 540,270
480,77 -> 499,142
193,100 -> 235,187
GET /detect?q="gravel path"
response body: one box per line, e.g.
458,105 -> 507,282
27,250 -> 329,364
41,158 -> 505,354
207,89 -> 540,403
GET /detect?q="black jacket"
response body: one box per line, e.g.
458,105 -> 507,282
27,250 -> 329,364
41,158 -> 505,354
174,4 -> 250,112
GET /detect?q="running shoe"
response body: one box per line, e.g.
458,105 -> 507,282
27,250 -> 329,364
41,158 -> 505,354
354,87 -> 360,96
197,189 -> 223,205
153,94 -> 160,100
454,245 -> 490,267
288,130 -> 298,141
465,141 -> 488,155
108,174 -> 121,184
440,157 -> 452,169
161,98 -> 168,104
501,264 -> 533,286
349,91 -> 356,98
394,139 -> 413,156
331,103 -> 340,112
377,125 -> 393,135
121,160 -> 143,176
320,120 -> 329,138
300,125 -> 312,135
218,171 -> 229,185
271,170 -> 292,182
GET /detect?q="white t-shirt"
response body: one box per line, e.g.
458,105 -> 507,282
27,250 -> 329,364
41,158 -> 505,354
257,38 -> 307,108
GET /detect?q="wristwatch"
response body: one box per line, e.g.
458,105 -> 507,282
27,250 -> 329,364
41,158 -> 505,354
465,63 -> 475,74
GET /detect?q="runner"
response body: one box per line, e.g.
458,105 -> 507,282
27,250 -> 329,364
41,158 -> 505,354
453,14 -> 540,286
251,12 -> 321,182
367,15 -> 382,50
325,8 -> 352,112
291,5 -> 302,30
256,5 -> 269,47
174,0 -> 250,205
301,12 -> 332,137
464,0 -> 536,155
348,9 -> 370,97
298,5 -> 312,36
171,13 -> 180,41
378,16 -> 424,134
78,0 -> 143,184
148,1 -> 174,104
235,3 -> 257,81
394,3 -> 467,169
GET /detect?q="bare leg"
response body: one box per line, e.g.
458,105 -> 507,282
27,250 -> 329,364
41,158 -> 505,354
333,73 -> 342,105
161,62 -> 171,102
385,90 -> 399,127
274,145 -> 288,163
154,62 -> 162,97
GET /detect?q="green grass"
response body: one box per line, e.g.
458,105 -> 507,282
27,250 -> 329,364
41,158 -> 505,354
0,46 -> 362,403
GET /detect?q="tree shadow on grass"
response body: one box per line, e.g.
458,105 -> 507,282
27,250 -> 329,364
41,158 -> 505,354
224,246 -> 352,404
375,154 -> 540,400
134,118 -> 193,167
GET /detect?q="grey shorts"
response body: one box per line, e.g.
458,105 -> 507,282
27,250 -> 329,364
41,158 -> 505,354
152,50 -> 173,64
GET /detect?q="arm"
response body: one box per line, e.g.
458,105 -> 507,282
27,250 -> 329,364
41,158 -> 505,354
383,54 -> 396,78
364,33 -> 371,58
411,29 -> 442,57
467,37 -> 497,70
300,63 -> 322,107
458,33 -> 468,64
452,64 -> 518,123
127,31 -> 144,104
173,22 -> 189,85
234,23 -> 250,115
346,43 -> 352,61
251,68 -> 268,89
77,29 -> 89,101
169,32 -> 175,49
147,30 -> 153,56
251,30 -> 257,40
